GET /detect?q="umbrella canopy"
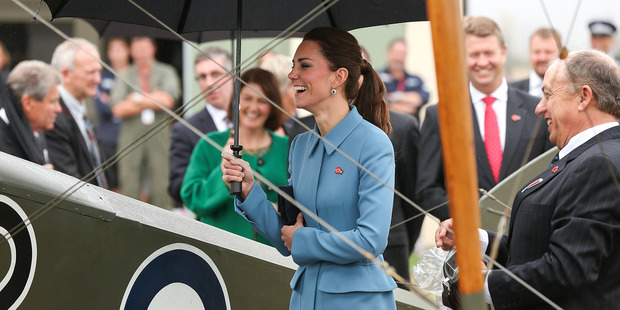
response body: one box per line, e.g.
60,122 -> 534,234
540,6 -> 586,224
44,0 -> 427,34
83,18 -> 305,43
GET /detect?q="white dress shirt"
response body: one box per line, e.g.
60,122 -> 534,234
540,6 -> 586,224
558,122 -> 619,160
58,85 -> 89,146
527,70 -> 544,98
0,107 -> 9,125
470,79 -> 509,150
206,104 -> 231,132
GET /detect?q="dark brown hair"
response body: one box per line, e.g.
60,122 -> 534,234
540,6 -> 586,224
229,68 -> 283,131
302,27 -> 391,135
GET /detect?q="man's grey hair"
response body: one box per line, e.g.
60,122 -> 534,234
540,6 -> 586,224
7,60 -> 61,101
51,38 -> 99,72
194,46 -> 232,71
561,50 -> 620,118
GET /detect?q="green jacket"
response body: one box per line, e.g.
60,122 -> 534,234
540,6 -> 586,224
181,129 -> 289,245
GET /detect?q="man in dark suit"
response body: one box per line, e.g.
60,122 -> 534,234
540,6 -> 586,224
280,114 -> 316,142
0,61 -> 61,166
437,49 -> 620,310
360,47 -> 424,282
45,38 -> 108,188
417,16 -> 554,221
168,46 -> 233,205
383,110 -> 420,289
510,28 -> 561,98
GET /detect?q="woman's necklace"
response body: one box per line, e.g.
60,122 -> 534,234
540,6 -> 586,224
242,130 -> 270,158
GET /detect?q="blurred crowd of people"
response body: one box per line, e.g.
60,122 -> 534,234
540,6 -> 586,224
1,14 -> 620,308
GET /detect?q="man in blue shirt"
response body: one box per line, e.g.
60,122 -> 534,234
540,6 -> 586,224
379,39 -> 430,117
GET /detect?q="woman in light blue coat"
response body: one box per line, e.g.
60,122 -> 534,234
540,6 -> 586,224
222,27 -> 397,310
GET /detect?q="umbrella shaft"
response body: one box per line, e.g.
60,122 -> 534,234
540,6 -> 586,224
229,0 -> 243,196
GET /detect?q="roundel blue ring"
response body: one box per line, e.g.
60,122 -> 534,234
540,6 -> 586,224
0,198 -> 36,310
123,246 -> 228,309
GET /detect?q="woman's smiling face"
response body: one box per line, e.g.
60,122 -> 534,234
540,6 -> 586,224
239,82 -> 271,130
288,40 -> 335,111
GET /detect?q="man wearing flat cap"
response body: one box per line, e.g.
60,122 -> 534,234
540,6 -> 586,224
589,20 -> 620,65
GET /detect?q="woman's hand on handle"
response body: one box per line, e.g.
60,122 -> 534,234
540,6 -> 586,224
221,150 -> 254,200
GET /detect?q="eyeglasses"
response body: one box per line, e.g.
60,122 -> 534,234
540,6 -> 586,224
196,71 -> 226,82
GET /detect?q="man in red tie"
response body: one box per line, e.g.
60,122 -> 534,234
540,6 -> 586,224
416,16 -> 555,221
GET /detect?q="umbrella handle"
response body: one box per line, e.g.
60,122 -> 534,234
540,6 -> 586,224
229,145 -> 243,195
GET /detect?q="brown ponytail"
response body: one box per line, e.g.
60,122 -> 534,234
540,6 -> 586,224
356,59 -> 391,135
303,27 -> 391,135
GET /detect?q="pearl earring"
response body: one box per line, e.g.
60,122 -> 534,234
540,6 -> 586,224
331,88 -> 336,95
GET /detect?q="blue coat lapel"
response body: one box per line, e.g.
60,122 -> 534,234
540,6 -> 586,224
293,106 -> 363,228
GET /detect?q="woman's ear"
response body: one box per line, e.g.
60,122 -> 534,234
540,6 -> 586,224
332,67 -> 349,89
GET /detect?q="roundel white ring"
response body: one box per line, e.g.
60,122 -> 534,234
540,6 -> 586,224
0,195 -> 37,310
119,243 -> 230,310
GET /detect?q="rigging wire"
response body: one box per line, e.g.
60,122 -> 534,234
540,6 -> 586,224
115,0 -> 449,250
584,110 -> 620,193
124,0 -> 441,300
484,114 -> 545,271
3,0 -> 240,242
1,0 -> 339,240
3,0 -> 603,308
118,0 -> 442,245
482,254 -> 563,310
390,200 -> 447,230
539,0 -> 583,50
4,0 -> 442,306
0,3 -> 512,306
481,2 -> 608,308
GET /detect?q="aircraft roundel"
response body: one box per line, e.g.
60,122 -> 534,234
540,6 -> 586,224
120,243 -> 230,310
0,195 -> 38,310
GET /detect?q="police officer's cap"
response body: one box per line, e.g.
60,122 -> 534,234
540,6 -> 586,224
589,20 -> 617,37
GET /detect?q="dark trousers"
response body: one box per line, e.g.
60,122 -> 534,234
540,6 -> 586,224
383,244 -> 411,290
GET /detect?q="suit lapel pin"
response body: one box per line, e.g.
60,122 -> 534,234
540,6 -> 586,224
511,114 -> 521,121
335,167 -> 344,175
551,166 -> 558,173
521,178 -> 542,193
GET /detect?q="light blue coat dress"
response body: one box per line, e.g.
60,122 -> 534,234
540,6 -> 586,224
235,106 -> 397,310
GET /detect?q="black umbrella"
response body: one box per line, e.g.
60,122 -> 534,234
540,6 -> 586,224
83,18 -> 305,43
44,0 -> 426,34
43,0 -> 428,193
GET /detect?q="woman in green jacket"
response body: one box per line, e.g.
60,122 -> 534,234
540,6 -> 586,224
181,68 -> 289,245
